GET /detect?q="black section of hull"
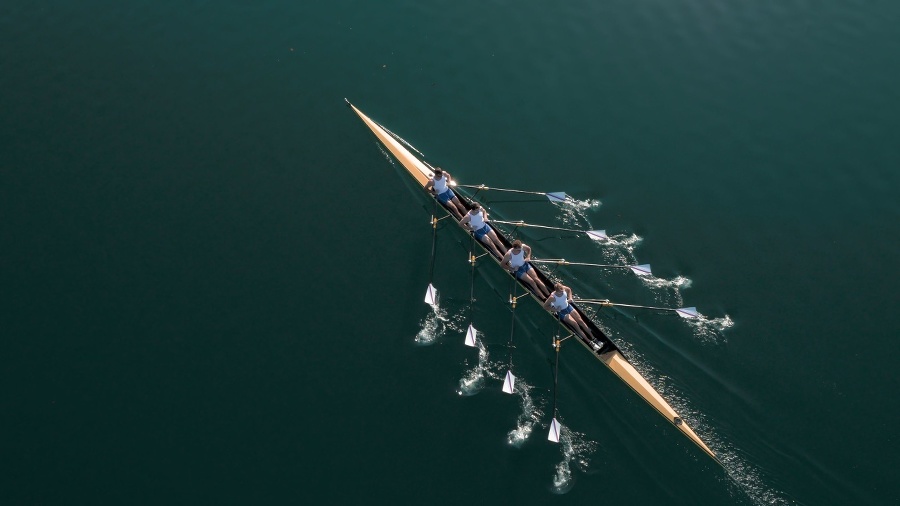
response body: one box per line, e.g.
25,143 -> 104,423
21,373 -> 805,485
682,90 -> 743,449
431,187 -> 621,359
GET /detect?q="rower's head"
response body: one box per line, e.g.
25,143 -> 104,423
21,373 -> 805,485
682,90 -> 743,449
554,282 -> 564,293
512,239 -> 522,249
470,203 -> 481,213
433,168 -> 443,178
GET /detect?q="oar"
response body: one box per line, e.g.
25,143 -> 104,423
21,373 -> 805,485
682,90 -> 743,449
492,220 -> 608,241
502,281 -> 518,394
464,236 -> 479,347
424,202 -> 439,306
547,333 -> 567,443
532,259 -> 652,277
575,299 -> 701,319
454,183 -> 568,203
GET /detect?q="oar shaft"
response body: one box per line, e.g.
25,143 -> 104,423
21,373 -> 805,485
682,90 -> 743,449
609,302 -> 679,312
532,259 -> 628,269
493,220 -> 582,234
469,236 -> 476,308
507,282 -> 516,369
456,184 -> 547,197
575,299 -> 679,312
428,203 -> 438,283
551,336 -> 560,417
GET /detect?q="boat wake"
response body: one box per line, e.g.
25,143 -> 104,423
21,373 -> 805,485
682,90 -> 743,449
614,340 -> 789,505
719,449 -> 794,506
415,300 -> 449,345
457,334 -> 492,396
550,423 -> 598,495
506,378 -> 544,448
376,143 -> 395,165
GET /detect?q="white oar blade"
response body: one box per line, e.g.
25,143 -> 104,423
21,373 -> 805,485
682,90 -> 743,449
502,370 -> 516,394
546,192 -> 568,203
424,284 -> 437,305
464,324 -> 478,347
630,264 -> 652,277
548,418 -> 562,443
676,307 -> 699,319
586,230 -> 608,241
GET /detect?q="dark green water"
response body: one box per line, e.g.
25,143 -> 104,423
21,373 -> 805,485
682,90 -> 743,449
3,1 -> 899,504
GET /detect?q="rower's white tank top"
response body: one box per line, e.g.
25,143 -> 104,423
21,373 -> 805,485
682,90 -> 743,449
468,210 -> 485,230
433,174 -> 448,193
509,249 -> 526,268
551,291 -> 568,311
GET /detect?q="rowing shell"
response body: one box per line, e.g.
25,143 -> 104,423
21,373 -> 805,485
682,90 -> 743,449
347,100 -> 717,462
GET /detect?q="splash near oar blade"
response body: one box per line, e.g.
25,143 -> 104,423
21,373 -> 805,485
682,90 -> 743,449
548,418 -> 562,443
630,264 -> 652,277
502,370 -> 516,394
465,324 -> 478,347
676,307 -> 699,319
424,284 -> 437,305
587,230 -> 608,241
546,192 -> 568,203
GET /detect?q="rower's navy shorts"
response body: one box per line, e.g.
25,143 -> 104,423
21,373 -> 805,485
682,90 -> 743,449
514,263 -> 532,279
556,305 -> 574,321
436,189 -> 456,204
474,224 -> 491,240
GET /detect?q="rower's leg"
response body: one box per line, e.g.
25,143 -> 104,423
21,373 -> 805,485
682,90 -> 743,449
483,232 -> 504,258
489,232 -> 506,258
564,316 -> 589,341
478,235 -> 495,257
438,200 -> 457,219
528,271 -> 549,298
520,273 -> 540,296
522,271 -> 546,299
450,198 -> 467,219
571,312 -> 594,339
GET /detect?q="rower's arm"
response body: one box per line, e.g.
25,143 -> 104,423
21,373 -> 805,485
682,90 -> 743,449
424,179 -> 434,191
565,287 -> 573,302
460,214 -> 470,226
542,295 -> 553,310
500,251 -> 511,267
523,245 -> 532,260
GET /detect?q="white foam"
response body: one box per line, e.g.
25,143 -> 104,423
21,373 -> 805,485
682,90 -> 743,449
686,314 -> 734,344
596,233 -> 644,265
414,300 -> 448,345
553,197 -> 601,226
550,423 -> 598,494
506,379 -> 543,447
457,337 -> 491,396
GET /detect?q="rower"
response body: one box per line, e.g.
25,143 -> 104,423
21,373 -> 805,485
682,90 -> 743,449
424,167 -> 467,219
543,282 -> 595,342
459,203 -> 506,259
501,239 -> 550,299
